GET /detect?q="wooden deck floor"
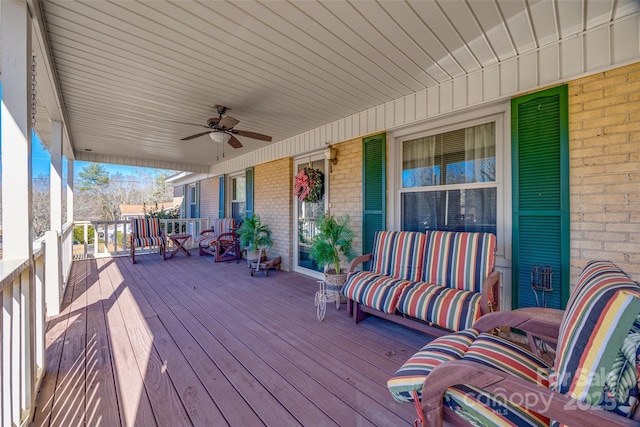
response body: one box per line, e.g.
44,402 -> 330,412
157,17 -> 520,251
31,253 -> 433,426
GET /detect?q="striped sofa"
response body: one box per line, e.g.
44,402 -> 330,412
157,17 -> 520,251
341,230 -> 499,336
388,261 -> 640,427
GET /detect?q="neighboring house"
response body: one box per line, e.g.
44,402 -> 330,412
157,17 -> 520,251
118,198 -> 183,221
170,62 -> 640,312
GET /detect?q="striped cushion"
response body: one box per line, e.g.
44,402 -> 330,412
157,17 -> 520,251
463,334 -> 550,387
422,230 -> 496,293
388,328 -> 479,403
133,236 -> 164,247
370,231 -> 426,281
341,271 -> 412,314
445,385 -> 549,427
396,282 -> 482,331
450,334 -> 551,426
552,260 -> 640,418
197,236 -> 218,248
132,218 -> 162,239
212,218 -> 235,237
389,331 -> 551,427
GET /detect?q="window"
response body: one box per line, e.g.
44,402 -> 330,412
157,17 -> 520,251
401,122 -> 497,235
231,176 -> 246,223
188,184 -> 197,218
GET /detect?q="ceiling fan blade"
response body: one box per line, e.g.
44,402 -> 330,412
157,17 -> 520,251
181,131 -> 212,141
168,120 -> 209,128
227,135 -> 243,148
233,129 -> 272,142
219,115 -> 240,129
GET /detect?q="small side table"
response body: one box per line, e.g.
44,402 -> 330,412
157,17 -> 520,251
168,234 -> 191,259
314,281 -> 340,321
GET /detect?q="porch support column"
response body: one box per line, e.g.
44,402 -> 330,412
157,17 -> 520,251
67,159 -> 74,225
1,1 -> 33,424
1,0 -> 33,259
50,120 -> 63,233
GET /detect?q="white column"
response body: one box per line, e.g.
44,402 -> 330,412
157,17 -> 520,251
1,1 -> 33,425
50,120 -> 63,233
1,0 -> 33,259
67,160 -> 74,225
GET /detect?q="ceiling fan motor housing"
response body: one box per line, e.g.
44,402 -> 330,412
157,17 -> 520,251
207,117 -> 220,128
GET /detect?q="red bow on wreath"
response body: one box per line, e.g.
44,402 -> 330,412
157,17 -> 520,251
294,167 -> 324,203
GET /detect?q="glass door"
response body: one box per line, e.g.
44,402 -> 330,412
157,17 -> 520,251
294,155 -> 327,278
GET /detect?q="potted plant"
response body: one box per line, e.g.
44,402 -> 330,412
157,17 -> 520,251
236,214 -> 273,265
308,214 -> 355,293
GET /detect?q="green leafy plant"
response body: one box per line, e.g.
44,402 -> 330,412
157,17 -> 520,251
308,214 -> 354,274
73,225 -> 95,244
236,214 -> 273,251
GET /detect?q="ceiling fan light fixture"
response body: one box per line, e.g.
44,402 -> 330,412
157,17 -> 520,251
210,132 -> 231,144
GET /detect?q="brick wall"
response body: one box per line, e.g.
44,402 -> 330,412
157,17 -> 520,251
198,176 -> 220,222
254,158 -> 293,271
328,137 -> 364,259
569,62 -> 640,281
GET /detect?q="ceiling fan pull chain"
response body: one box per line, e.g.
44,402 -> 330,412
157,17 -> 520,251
31,55 -> 38,130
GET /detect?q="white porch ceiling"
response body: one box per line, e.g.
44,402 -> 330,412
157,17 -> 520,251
18,0 -> 640,171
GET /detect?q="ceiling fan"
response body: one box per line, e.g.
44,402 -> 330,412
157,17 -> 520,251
179,105 -> 272,148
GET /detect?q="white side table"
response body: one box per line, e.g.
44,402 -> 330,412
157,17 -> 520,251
314,281 -> 340,321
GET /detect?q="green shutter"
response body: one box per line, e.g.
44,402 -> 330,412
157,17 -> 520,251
362,133 -> 386,259
245,167 -> 254,219
512,85 -> 570,309
218,175 -> 225,218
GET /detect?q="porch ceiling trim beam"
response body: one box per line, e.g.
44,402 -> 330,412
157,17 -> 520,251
74,151 -> 210,174
209,12 -> 640,177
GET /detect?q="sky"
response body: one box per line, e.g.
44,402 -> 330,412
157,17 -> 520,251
3,81 -> 169,181
32,136 -> 157,179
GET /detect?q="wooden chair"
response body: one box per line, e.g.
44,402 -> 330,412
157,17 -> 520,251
388,261 -> 640,427
130,218 -> 166,264
195,218 -> 235,258
213,229 -> 241,263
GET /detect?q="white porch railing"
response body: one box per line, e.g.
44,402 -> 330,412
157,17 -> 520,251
72,218 -> 210,258
0,242 -> 47,427
0,217 -> 210,425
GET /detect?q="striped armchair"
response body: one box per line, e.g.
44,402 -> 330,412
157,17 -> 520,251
194,218 -> 237,261
130,218 -> 165,264
388,261 -> 640,427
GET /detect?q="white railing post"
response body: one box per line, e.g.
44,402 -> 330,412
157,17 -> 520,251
44,231 -> 63,316
34,247 -> 46,383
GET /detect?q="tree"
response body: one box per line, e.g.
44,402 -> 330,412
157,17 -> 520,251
73,163 -> 175,221
77,163 -> 109,190
32,174 -> 50,239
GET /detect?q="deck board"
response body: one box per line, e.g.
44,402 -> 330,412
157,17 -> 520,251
32,254 -> 431,426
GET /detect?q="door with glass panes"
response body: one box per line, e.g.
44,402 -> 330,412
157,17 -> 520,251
293,155 -> 327,278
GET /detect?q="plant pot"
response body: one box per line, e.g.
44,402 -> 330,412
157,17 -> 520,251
324,269 -> 348,303
246,249 -> 267,266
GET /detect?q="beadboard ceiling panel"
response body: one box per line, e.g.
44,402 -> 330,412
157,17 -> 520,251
5,0 -> 637,171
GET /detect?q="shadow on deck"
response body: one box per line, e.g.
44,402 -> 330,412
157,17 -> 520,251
31,253 -> 431,426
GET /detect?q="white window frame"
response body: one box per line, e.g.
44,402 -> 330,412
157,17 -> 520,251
187,184 -> 197,219
227,171 -> 246,222
388,101 -> 511,261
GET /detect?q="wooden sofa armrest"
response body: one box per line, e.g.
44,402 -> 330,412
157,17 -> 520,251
479,270 -> 500,315
473,308 -> 563,338
198,229 -> 216,235
216,231 -> 236,241
422,360 -> 637,427
348,254 -> 372,274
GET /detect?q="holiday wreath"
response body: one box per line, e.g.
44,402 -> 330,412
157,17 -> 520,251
294,167 -> 324,203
